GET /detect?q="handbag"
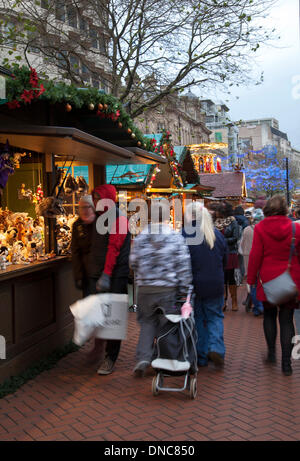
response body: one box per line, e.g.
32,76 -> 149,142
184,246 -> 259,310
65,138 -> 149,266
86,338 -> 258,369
259,222 -> 298,305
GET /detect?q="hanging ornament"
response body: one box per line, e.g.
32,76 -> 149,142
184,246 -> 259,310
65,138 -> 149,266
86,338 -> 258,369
88,103 -> 95,111
127,128 -> 132,134
118,122 -> 123,129
65,103 -> 72,112
98,103 -> 103,110
35,184 -> 44,203
144,144 -> 147,148
137,141 -> 141,147
103,104 -> 108,110
131,133 -> 136,139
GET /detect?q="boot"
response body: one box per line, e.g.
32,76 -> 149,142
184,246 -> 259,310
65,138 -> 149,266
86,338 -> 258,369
229,285 -> 238,311
223,287 -> 227,312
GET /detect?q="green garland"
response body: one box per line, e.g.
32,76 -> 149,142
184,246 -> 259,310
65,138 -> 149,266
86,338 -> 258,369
0,341 -> 79,399
3,63 -> 155,152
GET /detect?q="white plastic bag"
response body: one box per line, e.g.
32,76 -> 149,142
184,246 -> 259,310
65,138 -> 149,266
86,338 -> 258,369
95,293 -> 129,340
70,294 -> 106,346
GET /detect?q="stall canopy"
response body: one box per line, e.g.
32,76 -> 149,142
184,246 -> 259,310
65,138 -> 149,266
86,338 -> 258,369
106,164 -> 153,185
0,125 -> 165,166
199,171 -> 247,199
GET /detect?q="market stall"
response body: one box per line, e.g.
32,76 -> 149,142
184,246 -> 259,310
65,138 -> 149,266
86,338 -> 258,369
0,65 -> 164,382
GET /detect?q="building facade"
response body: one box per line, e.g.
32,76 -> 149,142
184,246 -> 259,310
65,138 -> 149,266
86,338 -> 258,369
135,90 -> 211,146
200,99 -> 239,164
0,0 -> 111,92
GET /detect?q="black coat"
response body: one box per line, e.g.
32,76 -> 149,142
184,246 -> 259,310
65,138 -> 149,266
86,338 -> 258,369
235,214 -> 249,230
223,219 -> 240,254
71,218 -> 93,282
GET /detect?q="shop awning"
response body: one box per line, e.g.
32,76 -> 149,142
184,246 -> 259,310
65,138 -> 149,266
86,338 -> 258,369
0,125 -> 164,165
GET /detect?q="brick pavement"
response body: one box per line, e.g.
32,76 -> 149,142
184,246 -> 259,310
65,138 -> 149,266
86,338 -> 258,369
0,287 -> 300,441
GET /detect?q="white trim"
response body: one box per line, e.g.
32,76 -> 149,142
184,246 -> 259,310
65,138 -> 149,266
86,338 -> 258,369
165,314 -> 183,323
151,358 -> 190,372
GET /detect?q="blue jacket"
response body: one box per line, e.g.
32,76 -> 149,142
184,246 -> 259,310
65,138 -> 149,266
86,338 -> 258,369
182,225 -> 228,299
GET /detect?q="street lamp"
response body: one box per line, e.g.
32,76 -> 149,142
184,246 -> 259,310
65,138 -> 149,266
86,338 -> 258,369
286,157 -> 290,206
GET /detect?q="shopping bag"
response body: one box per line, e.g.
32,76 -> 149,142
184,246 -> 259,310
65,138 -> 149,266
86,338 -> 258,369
94,293 -> 129,340
70,294 -> 106,346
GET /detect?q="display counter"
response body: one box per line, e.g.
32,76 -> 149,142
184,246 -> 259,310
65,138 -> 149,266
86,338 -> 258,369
0,256 -> 80,382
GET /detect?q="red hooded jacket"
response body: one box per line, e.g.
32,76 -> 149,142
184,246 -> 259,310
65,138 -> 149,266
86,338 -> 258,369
92,185 -> 129,277
247,216 -> 300,302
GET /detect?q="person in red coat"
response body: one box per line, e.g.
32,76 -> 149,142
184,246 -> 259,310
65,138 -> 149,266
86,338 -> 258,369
247,195 -> 300,376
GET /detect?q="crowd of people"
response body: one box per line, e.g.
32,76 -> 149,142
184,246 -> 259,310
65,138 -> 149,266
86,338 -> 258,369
71,184 -> 300,378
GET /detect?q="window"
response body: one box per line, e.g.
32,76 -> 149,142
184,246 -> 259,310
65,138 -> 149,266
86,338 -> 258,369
2,21 -> 16,46
89,28 -> 98,48
41,0 -> 49,8
215,132 -> 223,142
70,55 -> 79,73
57,51 -> 68,69
157,122 -> 165,132
99,35 -> 106,54
55,1 -> 65,21
27,30 -> 40,54
81,62 -> 89,76
79,17 -> 87,31
67,6 -> 77,28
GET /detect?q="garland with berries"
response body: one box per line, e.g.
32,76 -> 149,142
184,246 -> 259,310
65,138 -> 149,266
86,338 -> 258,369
3,64 -> 154,152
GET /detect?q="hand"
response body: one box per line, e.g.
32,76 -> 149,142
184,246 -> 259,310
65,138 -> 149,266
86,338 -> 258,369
75,279 -> 83,290
96,272 -> 111,292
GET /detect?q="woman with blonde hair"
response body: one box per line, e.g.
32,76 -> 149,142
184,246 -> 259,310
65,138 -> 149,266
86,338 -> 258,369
183,201 -> 228,368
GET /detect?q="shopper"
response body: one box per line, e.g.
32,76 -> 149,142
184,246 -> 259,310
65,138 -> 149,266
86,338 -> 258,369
215,202 -> 240,311
183,202 -> 227,368
234,206 -> 249,230
240,208 -> 264,316
247,195 -> 300,376
87,184 -> 131,375
71,195 -> 96,294
130,201 -> 192,377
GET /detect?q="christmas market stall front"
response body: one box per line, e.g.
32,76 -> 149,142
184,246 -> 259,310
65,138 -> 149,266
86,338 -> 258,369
0,65 -> 164,382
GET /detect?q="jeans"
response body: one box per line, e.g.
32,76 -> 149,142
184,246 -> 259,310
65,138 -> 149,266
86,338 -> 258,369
250,285 -> 264,315
136,289 -> 176,363
83,277 -> 128,363
263,303 -> 295,364
194,295 -> 225,365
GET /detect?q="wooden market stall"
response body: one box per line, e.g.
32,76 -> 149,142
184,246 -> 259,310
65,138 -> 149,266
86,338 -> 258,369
0,66 -> 164,382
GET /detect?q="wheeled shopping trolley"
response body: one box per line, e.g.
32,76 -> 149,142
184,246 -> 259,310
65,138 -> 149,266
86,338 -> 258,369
151,301 -> 198,400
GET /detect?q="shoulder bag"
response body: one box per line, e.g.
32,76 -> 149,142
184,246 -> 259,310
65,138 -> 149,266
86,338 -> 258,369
259,222 -> 298,305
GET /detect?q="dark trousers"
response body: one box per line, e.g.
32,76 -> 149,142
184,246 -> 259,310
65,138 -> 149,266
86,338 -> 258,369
263,303 -> 295,364
83,277 -> 128,363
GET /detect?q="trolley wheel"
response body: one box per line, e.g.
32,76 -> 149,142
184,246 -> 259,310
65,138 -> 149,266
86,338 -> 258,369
152,374 -> 160,396
189,377 -> 197,399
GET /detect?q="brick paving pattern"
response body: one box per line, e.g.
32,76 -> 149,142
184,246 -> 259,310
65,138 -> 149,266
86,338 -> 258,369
0,287 -> 300,441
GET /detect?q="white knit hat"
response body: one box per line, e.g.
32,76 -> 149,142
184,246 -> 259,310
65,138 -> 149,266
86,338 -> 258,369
79,194 -> 95,209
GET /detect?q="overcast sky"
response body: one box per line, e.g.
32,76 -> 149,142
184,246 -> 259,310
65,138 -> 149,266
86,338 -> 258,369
202,0 -> 300,150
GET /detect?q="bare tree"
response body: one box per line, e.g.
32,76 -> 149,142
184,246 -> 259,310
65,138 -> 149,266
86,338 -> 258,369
0,0 -> 277,118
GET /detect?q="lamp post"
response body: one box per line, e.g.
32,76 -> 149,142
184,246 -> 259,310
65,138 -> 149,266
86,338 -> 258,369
286,157 -> 290,206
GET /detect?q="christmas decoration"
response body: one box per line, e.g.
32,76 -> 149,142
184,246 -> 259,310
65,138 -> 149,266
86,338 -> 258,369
4,64 -> 153,152
6,67 -> 45,109
65,103 -> 72,112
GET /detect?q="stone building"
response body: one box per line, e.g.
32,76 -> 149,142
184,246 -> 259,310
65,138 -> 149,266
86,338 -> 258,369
0,0 -> 111,92
135,90 -> 211,145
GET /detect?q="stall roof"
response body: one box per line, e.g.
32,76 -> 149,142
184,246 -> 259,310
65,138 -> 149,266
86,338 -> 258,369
0,125 -> 164,165
199,172 -> 247,198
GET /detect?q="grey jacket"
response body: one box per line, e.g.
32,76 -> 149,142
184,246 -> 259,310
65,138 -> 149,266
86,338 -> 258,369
129,224 -> 192,290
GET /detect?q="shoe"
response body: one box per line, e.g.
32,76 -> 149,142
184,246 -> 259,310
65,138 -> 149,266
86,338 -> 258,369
97,357 -> 115,375
266,351 -> 276,364
133,360 -> 150,377
282,362 -> 293,376
208,351 -> 224,368
229,285 -> 238,311
254,311 -> 263,317
245,294 -> 252,313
